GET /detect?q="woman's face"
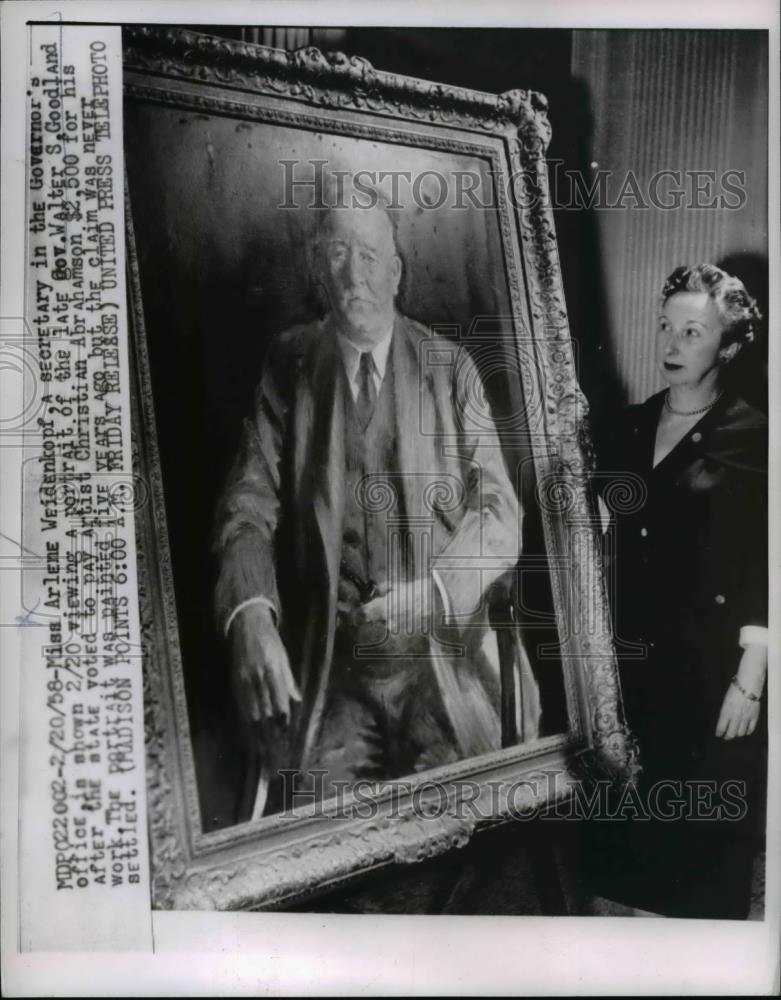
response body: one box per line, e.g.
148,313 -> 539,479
656,291 -> 732,388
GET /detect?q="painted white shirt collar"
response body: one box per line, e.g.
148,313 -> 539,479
335,323 -> 394,400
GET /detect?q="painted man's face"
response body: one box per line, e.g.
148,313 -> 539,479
321,206 -> 401,346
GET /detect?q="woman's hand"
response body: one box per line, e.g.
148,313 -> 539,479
715,643 -> 767,740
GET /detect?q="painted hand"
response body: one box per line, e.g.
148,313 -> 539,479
348,579 -> 434,655
358,578 -> 433,635
230,602 -> 301,724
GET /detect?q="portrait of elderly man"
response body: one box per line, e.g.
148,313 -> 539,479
214,191 -> 532,816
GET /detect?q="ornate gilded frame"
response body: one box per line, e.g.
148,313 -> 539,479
123,25 -> 636,911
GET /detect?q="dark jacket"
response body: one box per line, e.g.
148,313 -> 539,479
586,390 -> 768,918
601,389 -> 767,740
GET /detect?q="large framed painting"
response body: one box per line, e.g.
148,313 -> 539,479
123,25 -> 635,910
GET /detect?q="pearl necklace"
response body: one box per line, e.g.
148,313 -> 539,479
664,389 -> 722,417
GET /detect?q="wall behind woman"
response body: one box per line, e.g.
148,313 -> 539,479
570,29 -> 768,409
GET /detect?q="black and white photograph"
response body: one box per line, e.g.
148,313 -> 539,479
124,20 -> 769,920
1,2 -> 778,995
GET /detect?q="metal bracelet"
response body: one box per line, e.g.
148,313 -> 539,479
731,675 -> 762,703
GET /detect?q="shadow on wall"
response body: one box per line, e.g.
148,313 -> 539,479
717,252 -> 769,414
553,74 -> 626,444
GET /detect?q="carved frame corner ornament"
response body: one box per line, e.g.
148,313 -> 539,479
123,26 -> 637,911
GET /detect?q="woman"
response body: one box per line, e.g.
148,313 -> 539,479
588,264 -> 768,919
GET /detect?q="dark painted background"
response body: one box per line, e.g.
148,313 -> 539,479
125,85 -> 570,835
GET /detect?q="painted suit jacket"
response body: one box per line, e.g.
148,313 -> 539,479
213,311 -> 524,776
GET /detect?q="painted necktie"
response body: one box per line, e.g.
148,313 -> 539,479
355,350 -> 378,430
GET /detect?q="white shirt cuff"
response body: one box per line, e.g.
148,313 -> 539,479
431,569 -> 452,621
597,494 -> 611,534
739,625 -> 768,649
225,596 -> 278,636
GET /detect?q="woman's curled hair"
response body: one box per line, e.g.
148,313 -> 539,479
662,263 -> 762,348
